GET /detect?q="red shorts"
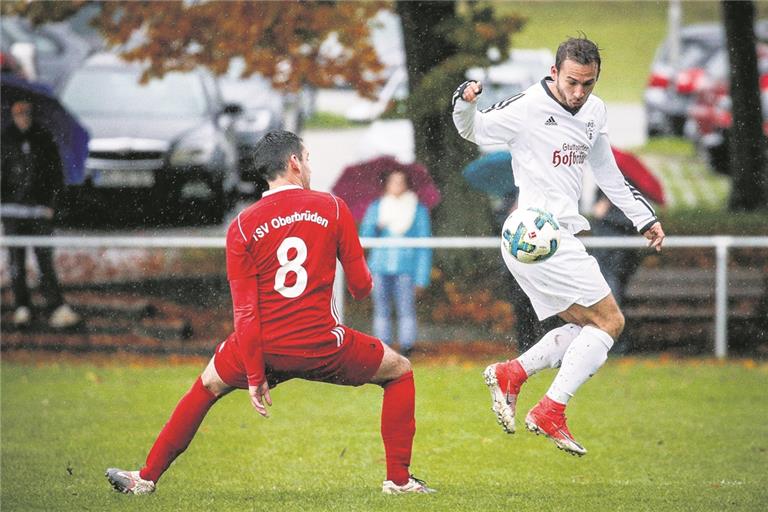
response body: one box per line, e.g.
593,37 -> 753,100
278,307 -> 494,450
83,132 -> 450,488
213,327 -> 385,389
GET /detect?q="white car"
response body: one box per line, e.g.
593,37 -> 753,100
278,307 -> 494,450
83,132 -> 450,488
466,48 -> 554,112
467,48 -> 554,153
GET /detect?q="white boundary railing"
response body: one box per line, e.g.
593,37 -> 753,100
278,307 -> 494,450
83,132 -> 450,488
2,235 -> 767,358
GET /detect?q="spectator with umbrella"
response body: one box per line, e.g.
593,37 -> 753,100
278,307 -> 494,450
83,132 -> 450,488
1,72 -> 89,187
335,157 -> 437,356
590,148 -> 666,353
1,98 -> 82,328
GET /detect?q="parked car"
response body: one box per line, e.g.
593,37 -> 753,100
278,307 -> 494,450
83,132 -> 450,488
344,66 -> 408,123
646,21 -> 768,138
343,10 -> 408,123
644,23 -> 725,137
59,53 -> 241,225
0,15 -> 96,90
218,59 -> 288,197
685,43 -> 768,175
466,48 -> 554,112
465,48 -> 554,153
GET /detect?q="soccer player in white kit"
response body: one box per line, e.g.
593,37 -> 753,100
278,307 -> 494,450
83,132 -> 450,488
453,37 -> 666,456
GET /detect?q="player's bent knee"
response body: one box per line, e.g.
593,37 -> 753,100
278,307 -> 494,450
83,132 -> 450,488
602,309 -> 625,340
201,358 -> 233,397
591,304 -> 625,340
397,354 -> 413,375
371,346 -> 412,384
614,311 -> 626,337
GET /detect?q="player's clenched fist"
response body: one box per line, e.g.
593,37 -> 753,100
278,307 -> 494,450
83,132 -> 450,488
462,80 -> 483,102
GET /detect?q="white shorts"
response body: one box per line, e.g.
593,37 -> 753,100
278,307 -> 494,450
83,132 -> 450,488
500,230 -> 611,321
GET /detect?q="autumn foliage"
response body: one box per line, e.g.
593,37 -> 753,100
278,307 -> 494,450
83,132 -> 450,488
3,0 -> 388,96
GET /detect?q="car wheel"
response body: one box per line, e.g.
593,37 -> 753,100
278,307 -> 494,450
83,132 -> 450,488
202,180 -> 226,225
153,180 -> 184,226
670,116 -> 686,137
707,142 -> 730,176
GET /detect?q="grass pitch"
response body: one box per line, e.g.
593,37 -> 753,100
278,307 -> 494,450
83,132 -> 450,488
2,355 -> 767,511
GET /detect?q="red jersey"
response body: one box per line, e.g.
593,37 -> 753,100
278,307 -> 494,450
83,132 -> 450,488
226,185 -> 372,386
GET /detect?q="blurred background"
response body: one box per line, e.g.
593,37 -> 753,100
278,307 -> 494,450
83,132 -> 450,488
1,0 -> 767,358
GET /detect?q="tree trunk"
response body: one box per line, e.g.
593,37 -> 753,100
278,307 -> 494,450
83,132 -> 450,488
396,1 -> 495,238
722,0 -> 767,211
396,1 -> 460,180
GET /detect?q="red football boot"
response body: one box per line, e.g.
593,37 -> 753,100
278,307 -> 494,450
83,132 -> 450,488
525,396 -> 587,456
483,360 -> 528,434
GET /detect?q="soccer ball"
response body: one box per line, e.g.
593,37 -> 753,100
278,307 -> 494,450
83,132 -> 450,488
501,207 -> 561,264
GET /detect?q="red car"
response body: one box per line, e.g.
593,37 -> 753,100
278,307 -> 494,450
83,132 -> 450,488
644,23 -> 725,137
685,43 -> 768,175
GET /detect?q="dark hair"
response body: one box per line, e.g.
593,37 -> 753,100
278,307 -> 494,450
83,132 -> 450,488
252,129 -> 304,182
555,35 -> 601,76
379,168 -> 413,191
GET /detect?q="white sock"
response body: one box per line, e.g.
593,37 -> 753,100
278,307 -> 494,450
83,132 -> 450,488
516,323 -> 582,377
546,325 -> 614,405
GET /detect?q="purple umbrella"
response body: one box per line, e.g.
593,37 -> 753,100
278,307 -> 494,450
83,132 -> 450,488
1,72 -> 89,185
332,156 -> 441,222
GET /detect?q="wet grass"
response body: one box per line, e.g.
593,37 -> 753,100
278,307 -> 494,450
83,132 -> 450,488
2,357 -> 766,511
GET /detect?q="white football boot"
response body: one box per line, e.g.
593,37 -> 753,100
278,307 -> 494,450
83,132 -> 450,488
49,304 -> 81,329
382,475 -> 436,494
105,468 -> 156,495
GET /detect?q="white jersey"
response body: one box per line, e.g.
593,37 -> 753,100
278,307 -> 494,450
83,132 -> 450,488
453,78 -> 657,234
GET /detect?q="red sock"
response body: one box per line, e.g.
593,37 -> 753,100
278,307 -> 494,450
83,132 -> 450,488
498,359 -> 528,395
139,377 -> 218,482
381,371 -> 415,486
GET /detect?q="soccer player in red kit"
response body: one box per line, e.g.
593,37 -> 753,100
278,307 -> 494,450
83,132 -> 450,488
105,130 -> 435,495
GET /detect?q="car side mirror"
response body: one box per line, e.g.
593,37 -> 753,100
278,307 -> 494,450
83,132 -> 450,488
222,103 -> 243,116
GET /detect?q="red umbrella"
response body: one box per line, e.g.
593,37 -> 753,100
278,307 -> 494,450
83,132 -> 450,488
332,156 -> 441,222
611,148 -> 666,205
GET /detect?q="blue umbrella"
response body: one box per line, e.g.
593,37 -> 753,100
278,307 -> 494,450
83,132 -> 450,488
1,72 -> 89,185
462,151 -> 516,197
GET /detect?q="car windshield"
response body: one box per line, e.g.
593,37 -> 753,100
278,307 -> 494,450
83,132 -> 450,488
656,35 -> 721,70
679,41 -> 717,69
1,19 -> 60,56
61,67 -> 208,117
219,75 -> 274,109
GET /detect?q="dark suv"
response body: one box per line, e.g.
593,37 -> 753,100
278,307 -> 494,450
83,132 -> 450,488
59,53 -> 241,225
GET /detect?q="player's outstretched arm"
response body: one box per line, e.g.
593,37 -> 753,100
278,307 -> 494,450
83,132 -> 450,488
248,382 -> 272,418
643,221 -> 665,252
229,277 -> 269,416
452,78 -> 522,146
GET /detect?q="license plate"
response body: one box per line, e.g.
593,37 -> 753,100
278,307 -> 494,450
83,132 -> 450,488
93,169 -> 155,188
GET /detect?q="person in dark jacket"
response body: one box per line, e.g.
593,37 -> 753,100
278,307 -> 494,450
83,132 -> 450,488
590,189 -> 647,353
1,100 -> 81,328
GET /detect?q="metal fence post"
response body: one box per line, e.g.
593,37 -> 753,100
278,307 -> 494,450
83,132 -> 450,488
333,261 -> 346,324
714,237 -> 730,359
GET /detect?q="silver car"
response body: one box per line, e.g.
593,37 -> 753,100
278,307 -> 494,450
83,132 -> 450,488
59,53 -> 241,225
